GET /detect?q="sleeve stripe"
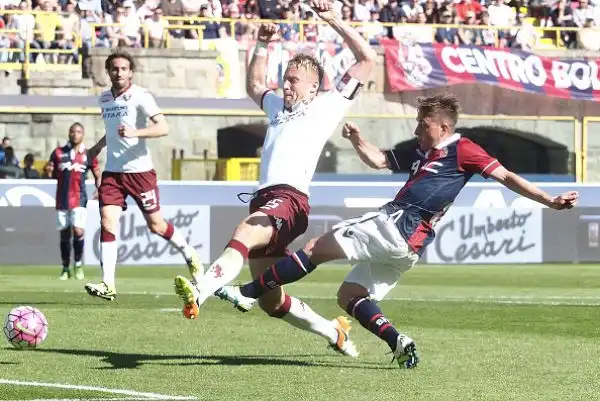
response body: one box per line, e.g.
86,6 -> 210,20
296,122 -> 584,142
481,159 -> 499,174
260,90 -> 271,111
389,150 -> 401,170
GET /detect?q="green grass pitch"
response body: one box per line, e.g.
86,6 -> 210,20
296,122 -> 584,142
1,264 -> 600,401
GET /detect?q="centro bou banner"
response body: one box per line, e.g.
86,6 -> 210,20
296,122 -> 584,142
382,38 -> 600,101
247,41 -> 354,91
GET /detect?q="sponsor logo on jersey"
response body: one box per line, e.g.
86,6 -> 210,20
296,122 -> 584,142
58,162 -> 87,173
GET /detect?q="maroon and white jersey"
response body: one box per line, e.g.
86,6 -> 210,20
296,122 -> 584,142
99,84 -> 161,173
258,76 -> 360,195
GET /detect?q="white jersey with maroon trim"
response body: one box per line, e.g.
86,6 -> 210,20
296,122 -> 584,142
99,84 -> 161,173
258,88 -> 354,195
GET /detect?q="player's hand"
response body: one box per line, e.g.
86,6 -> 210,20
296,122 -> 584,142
118,125 -> 137,138
309,0 -> 337,22
93,189 -> 99,200
342,121 -> 360,141
549,191 -> 579,210
257,23 -> 278,43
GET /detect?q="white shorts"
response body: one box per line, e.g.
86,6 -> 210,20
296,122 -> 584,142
56,207 -> 87,230
332,211 -> 419,301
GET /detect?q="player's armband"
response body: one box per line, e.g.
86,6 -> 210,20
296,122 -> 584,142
336,73 -> 363,100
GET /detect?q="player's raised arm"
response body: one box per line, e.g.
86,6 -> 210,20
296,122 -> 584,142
488,166 -> 579,210
342,122 -> 389,170
312,0 -> 376,83
246,23 -> 278,109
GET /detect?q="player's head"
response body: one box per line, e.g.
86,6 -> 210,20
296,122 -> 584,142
282,54 -> 324,108
414,94 -> 460,151
68,122 -> 85,146
105,50 -> 135,91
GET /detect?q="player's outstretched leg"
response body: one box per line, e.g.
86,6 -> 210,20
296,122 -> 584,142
235,249 -> 318,300
59,228 -> 72,280
216,258 -> 358,357
217,233 -> 345,308
85,205 -> 119,301
144,212 -> 203,282
340,285 -> 418,369
174,212 -> 273,317
72,226 -> 85,280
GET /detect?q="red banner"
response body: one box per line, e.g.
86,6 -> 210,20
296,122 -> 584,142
382,38 -> 600,101
247,42 -> 355,91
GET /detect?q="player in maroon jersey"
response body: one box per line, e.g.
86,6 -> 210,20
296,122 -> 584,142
48,123 -> 101,280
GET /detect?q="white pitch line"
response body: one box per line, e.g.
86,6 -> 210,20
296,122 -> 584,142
1,398 -> 160,401
0,380 -> 197,400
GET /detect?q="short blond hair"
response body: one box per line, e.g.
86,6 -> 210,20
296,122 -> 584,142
287,53 -> 324,88
417,94 -> 461,127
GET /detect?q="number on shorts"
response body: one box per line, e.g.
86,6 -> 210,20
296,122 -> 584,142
260,198 -> 283,211
140,189 -> 158,211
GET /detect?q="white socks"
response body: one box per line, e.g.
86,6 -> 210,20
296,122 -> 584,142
195,248 -> 245,306
168,228 -> 196,260
281,296 -> 339,344
101,240 -> 117,288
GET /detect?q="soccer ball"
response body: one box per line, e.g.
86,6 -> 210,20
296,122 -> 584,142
3,306 -> 48,349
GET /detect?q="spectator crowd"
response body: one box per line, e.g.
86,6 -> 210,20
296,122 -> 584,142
0,136 -> 47,179
0,0 -> 599,63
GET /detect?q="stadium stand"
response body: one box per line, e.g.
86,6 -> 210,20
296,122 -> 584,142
0,0 -> 597,61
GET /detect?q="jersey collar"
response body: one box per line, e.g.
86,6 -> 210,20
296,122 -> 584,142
111,83 -> 133,100
425,133 -> 461,158
65,142 -> 87,153
283,99 -> 309,113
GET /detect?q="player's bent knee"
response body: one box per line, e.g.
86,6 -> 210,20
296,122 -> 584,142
259,298 -> 284,316
73,227 -> 84,238
147,221 -> 164,234
233,213 -> 273,247
257,289 -> 286,316
337,282 -> 370,311
100,213 -> 117,234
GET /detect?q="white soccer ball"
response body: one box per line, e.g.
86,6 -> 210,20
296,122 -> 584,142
3,306 -> 49,349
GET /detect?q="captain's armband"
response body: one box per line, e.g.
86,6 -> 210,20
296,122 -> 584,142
335,73 -> 363,100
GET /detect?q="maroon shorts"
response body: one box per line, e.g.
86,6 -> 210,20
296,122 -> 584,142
248,184 -> 310,259
99,170 -> 160,214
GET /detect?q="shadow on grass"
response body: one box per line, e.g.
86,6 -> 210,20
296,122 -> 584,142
33,348 -> 394,370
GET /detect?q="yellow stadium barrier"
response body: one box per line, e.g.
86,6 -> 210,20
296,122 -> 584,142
89,23 -> 149,49
582,117 -> 600,183
167,114 -> 581,182
0,10 -> 82,78
162,24 -> 205,48
0,28 -> 82,79
160,15 -> 581,49
171,149 -> 259,181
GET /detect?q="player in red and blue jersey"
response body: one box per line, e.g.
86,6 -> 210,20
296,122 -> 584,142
48,122 -> 101,280
214,94 -> 579,369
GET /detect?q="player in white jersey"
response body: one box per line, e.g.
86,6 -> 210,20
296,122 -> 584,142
84,50 -> 202,301
172,0 -> 376,356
